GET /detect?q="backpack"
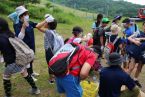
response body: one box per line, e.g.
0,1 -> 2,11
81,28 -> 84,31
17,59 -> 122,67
51,31 -> 64,54
104,36 -> 119,58
9,37 -> 34,66
48,43 -> 80,76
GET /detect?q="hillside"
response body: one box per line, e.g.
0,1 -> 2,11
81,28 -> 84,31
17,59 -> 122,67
51,0 -> 144,17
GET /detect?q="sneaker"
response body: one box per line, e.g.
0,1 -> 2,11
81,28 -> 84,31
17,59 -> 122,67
48,79 -> 55,84
32,76 -> 38,82
134,80 -> 142,88
29,88 -> 40,95
32,72 -> 40,77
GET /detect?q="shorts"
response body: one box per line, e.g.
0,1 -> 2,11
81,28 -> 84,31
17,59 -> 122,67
4,63 -> 25,76
56,74 -> 83,97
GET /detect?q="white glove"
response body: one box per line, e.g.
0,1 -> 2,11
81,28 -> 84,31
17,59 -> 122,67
45,15 -> 54,23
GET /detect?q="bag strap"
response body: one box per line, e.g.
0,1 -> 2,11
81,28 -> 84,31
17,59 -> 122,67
113,36 -> 119,44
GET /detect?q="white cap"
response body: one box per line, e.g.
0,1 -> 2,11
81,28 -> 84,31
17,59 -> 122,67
44,14 -> 52,18
73,38 -> 82,43
16,6 -> 28,17
45,15 -> 55,23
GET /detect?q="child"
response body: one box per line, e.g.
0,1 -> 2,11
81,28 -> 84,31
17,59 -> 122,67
66,26 -> 83,43
36,14 -> 64,83
99,53 -> 139,97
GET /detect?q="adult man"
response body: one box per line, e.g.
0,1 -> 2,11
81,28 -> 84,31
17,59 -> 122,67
99,53 -> 139,97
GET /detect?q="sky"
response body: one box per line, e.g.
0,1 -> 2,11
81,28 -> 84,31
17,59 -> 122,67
125,0 -> 145,5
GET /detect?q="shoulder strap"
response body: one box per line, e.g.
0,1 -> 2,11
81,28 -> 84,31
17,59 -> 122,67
113,36 -> 119,44
134,24 -> 137,32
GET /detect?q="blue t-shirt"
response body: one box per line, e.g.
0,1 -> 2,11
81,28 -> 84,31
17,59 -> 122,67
124,27 -> 134,38
14,21 -> 37,52
99,66 -> 135,97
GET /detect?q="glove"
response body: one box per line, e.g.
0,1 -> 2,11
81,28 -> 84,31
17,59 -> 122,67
45,15 -> 54,23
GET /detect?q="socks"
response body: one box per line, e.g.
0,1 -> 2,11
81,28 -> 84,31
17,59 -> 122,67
24,75 -> 37,89
27,62 -> 33,75
3,79 -> 11,97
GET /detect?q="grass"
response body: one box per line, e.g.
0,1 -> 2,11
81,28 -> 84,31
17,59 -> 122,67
0,0 -> 145,97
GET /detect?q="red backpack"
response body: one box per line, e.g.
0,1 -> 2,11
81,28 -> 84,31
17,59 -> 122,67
48,43 -> 80,76
104,36 -> 119,57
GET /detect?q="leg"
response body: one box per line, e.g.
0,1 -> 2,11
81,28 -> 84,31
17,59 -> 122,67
27,61 -> 33,75
3,74 -> 12,97
127,57 -> 136,75
134,61 -> 143,88
21,69 -> 40,94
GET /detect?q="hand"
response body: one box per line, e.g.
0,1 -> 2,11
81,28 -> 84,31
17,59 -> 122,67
134,41 -> 141,46
23,21 -> 29,28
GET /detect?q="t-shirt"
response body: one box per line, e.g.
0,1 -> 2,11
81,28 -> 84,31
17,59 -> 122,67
109,35 -> 122,53
92,22 -> 101,29
14,21 -> 37,52
124,27 -> 134,38
69,44 -> 96,76
44,29 -> 64,54
0,33 -> 16,65
93,26 -> 106,46
99,66 -> 135,97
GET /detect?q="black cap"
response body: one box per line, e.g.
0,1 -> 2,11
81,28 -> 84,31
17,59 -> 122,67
122,18 -> 131,24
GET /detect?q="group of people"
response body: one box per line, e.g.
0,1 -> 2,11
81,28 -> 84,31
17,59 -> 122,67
0,5 -> 145,97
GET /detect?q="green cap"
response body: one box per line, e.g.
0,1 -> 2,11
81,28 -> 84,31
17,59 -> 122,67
102,18 -> 110,23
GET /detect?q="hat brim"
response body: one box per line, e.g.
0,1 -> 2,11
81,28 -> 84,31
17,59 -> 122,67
107,57 -> 123,66
18,10 -> 28,17
102,21 -> 110,24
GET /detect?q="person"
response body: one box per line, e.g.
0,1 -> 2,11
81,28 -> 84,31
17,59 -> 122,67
66,26 -> 83,44
92,14 -> 103,33
84,33 -> 93,47
108,24 -> 123,53
112,15 -> 122,26
93,17 -> 110,51
126,21 -> 145,88
36,14 -> 64,83
99,53 -> 139,97
0,17 -> 40,97
122,18 -> 136,38
13,6 -> 39,81
55,43 -> 98,97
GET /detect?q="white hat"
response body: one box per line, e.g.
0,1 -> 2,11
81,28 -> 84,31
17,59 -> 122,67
44,14 -> 52,18
45,15 -> 55,23
73,38 -> 82,43
16,6 -> 28,17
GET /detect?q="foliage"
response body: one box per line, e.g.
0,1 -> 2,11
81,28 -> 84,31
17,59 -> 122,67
53,0 -> 144,17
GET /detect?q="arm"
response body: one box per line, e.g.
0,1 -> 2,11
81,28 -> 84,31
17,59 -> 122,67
100,36 -> 104,46
18,22 -> 27,39
128,34 -> 141,46
36,20 -> 47,33
80,51 -> 96,80
80,62 -> 92,80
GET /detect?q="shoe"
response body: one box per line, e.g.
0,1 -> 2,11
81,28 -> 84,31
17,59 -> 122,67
32,76 -> 38,82
32,72 -> 40,77
29,88 -> 40,95
48,79 -> 55,84
134,80 -> 142,88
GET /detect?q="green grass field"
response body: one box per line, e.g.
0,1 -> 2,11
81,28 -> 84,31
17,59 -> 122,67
0,0 -> 145,97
